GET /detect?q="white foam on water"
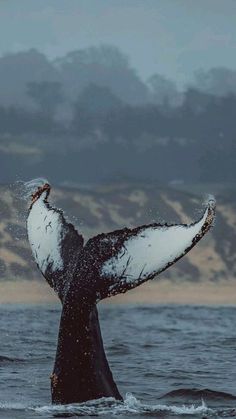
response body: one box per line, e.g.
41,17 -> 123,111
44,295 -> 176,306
122,393 -> 213,415
0,402 -> 29,410
32,394 -> 214,416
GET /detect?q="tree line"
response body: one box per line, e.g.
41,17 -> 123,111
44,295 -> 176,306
0,45 -> 235,184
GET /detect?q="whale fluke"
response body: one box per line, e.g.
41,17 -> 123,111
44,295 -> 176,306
85,197 -> 215,299
27,182 -> 215,404
27,183 -> 84,301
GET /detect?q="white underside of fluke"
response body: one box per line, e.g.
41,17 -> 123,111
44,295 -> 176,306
102,199 -> 214,285
27,192 -> 64,274
27,187 -> 215,298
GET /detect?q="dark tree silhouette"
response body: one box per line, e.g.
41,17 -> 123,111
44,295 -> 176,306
147,74 -> 181,108
193,67 -> 236,97
0,105 -> 57,135
75,84 -> 123,116
26,81 -> 65,117
71,84 -> 123,137
0,49 -> 60,107
54,44 -> 148,105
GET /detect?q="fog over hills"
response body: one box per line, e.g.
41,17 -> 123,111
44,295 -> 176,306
0,1 -> 236,287
0,46 -> 236,185
1,0 -> 236,85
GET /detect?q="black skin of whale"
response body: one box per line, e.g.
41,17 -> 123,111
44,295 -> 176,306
52,293 -> 122,404
44,208 -> 124,403
27,183 -> 215,405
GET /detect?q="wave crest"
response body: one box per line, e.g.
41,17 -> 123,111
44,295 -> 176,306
34,394 -> 212,416
163,388 -> 236,401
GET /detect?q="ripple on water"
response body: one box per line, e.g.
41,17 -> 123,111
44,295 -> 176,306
0,305 -> 236,418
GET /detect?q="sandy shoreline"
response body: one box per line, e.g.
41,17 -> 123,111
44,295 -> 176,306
0,279 -> 236,305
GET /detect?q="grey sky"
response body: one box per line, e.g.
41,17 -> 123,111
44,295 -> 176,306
1,0 -> 236,86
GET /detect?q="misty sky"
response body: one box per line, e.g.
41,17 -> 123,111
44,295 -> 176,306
1,0 -> 236,86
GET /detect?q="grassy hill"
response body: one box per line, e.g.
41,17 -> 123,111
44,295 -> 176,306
0,182 -> 235,282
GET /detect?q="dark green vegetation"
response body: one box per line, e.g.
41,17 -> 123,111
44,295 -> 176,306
0,46 -> 236,184
0,182 -> 235,282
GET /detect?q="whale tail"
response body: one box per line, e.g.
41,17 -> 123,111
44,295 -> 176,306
26,182 -> 215,404
51,302 -> 123,404
82,196 -> 215,300
27,182 -> 215,302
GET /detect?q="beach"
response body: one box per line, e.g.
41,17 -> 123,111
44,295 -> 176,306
0,279 -> 236,305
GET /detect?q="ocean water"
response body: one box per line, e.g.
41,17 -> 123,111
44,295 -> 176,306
0,303 -> 236,418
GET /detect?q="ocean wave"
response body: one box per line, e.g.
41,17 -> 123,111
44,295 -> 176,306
0,402 -> 29,411
0,355 -> 24,364
33,394 -> 213,416
4,393 -> 236,416
163,388 -> 236,401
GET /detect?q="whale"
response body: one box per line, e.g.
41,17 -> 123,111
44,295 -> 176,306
26,181 -> 215,404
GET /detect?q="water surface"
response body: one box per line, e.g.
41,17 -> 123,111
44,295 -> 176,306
0,304 -> 236,418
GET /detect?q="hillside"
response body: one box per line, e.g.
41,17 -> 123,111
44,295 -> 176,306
0,182 -> 236,283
